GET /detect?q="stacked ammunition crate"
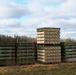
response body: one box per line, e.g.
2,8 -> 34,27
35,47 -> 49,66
0,43 -> 15,65
17,43 -> 35,65
61,42 -> 76,62
37,27 -> 61,63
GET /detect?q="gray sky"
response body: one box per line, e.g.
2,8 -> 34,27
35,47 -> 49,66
0,0 -> 76,39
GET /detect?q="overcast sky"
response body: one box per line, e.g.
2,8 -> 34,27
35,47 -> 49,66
0,0 -> 76,39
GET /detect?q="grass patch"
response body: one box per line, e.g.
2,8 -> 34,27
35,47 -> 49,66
0,64 -> 76,75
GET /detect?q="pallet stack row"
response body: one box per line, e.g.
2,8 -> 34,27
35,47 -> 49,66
0,43 -> 36,65
37,28 -> 60,44
37,27 -> 61,63
0,43 -> 15,65
0,27 -> 76,66
61,42 -> 76,62
17,43 -> 35,65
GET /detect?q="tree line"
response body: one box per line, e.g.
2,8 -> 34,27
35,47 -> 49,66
61,38 -> 76,42
0,34 -> 76,43
0,34 -> 36,43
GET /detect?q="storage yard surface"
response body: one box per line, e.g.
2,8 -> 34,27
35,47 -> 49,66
0,63 -> 76,75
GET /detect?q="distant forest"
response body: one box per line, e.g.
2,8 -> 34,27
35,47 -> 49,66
61,38 -> 76,42
0,34 -> 36,43
0,34 -> 76,43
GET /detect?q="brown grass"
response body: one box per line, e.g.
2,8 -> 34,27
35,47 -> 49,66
0,62 -> 76,73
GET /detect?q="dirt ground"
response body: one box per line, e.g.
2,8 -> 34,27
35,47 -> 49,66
0,62 -> 76,73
